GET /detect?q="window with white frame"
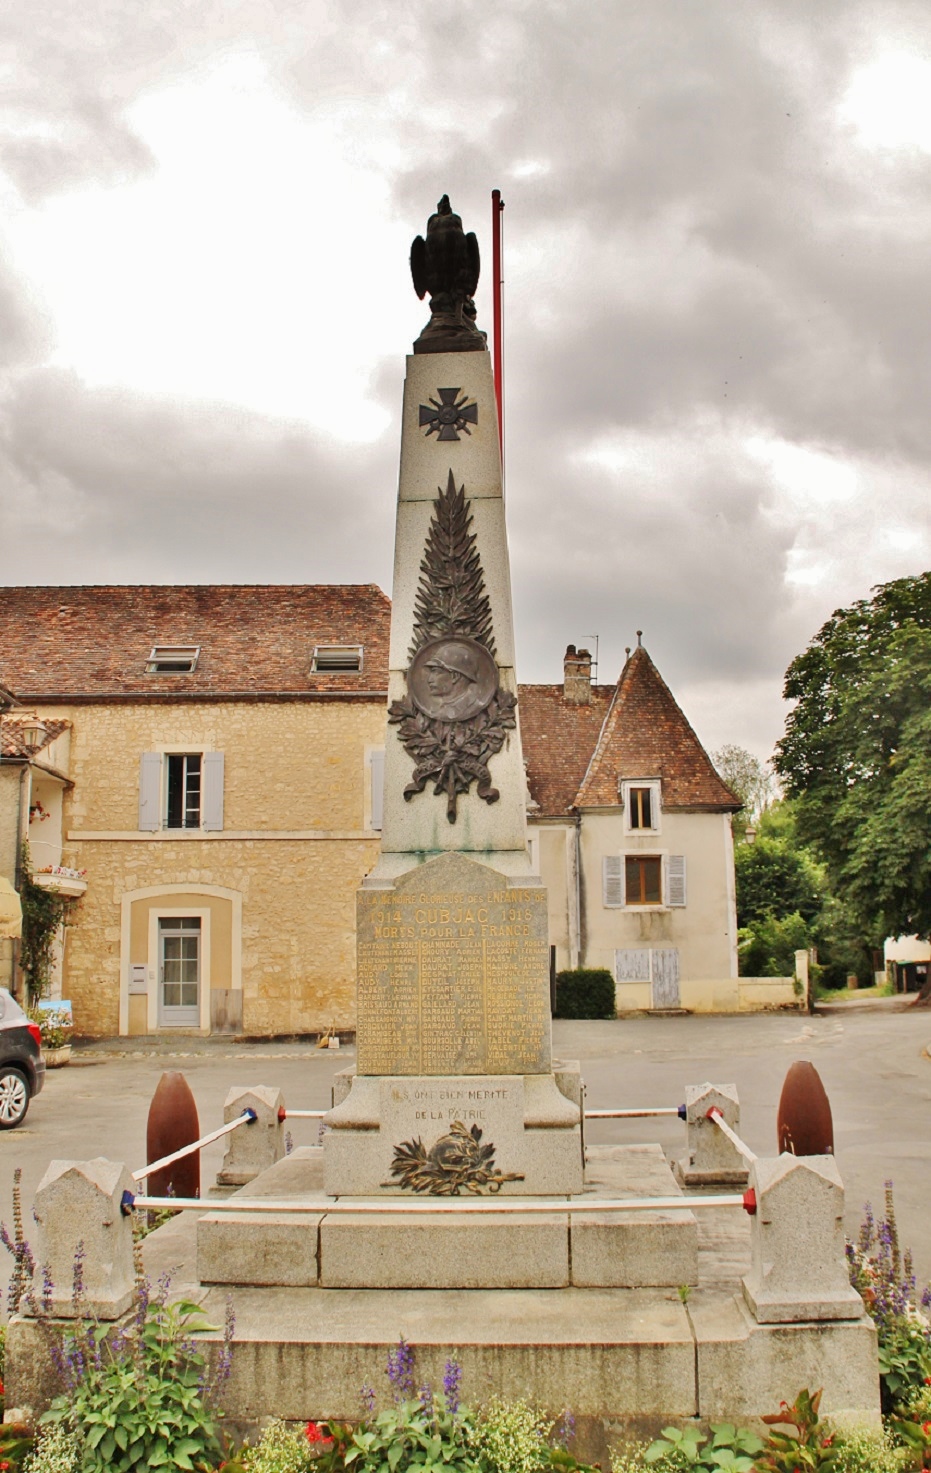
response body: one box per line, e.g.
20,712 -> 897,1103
620,779 -> 661,833
145,645 -> 200,673
138,751 -> 225,832
312,645 -> 363,672
603,852 -> 687,908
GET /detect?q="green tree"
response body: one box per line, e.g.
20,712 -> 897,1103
775,573 -> 931,951
734,802 -> 868,986
712,743 -> 774,839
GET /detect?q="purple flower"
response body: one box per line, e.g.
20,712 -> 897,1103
386,1336 -> 415,1399
442,1359 -> 462,1414
360,1383 -> 377,1417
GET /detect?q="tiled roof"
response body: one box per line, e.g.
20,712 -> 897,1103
0,586 -> 390,698
0,718 -> 70,759
574,646 -> 740,811
518,685 -> 615,817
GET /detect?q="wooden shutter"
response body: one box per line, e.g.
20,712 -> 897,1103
138,753 -> 161,831
370,749 -> 385,831
616,948 -> 651,982
603,854 -> 624,907
202,752 -> 225,831
667,854 -> 687,907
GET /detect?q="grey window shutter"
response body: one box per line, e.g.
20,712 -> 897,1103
603,854 -> 624,907
202,752 -> 225,831
138,753 -> 161,831
667,854 -> 687,907
370,749 -> 385,831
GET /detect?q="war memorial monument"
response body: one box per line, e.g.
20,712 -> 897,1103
8,197 -> 882,1455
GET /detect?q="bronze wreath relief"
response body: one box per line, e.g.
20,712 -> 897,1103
388,470 -> 517,822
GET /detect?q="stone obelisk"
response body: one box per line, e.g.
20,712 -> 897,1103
325,196 -> 581,1198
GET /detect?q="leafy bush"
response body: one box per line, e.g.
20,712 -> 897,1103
470,1396 -> 553,1473
41,1280 -> 233,1473
643,1420 -> 763,1468
755,1388 -> 839,1470
554,969 -> 615,1019
27,1006 -> 73,1051
847,1182 -> 931,1416
23,1424 -> 80,1473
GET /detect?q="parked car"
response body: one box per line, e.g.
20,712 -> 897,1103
0,988 -> 45,1127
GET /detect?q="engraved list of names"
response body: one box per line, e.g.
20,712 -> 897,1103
356,856 -> 551,1077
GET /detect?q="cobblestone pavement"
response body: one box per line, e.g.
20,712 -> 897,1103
1,1005 -> 928,1315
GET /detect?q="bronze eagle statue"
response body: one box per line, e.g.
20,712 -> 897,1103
410,196 -> 485,353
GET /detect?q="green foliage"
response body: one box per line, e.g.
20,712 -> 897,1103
27,1005 -> 73,1051
18,848 -> 77,1004
711,744 -> 775,835
240,1419 -> 315,1472
42,1294 -> 227,1472
738,910 -> 811,978
554,969 -> 615,1019
733,803 -> 869,986
470,1396 -> 553,1473
24,1424 -> 81,1473
340,1394 -> 481,1473
828,1425 -> 904,1473
735,837 -> 823,927
643,1421 -> 762,1469
775,573 -> 931,942
755,1388 -> 840,1470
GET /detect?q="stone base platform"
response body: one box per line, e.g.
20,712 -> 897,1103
6,1154 -> 880,1464
197,1144 -> 698,1291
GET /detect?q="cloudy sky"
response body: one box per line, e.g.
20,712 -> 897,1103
4,1 -> 931,760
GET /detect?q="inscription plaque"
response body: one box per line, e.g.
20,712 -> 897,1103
356,855 -> 551,1077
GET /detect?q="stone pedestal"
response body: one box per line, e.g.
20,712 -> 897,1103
326,1069 -> 581,1197
742,1154 -> 864,1323
675,1083 -> 749,1187
31,1158 -> 136,1319
216,1085 -> 285,1187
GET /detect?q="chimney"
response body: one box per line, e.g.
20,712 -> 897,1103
563,644 -> 592,705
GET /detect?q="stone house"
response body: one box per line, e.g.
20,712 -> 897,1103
0,685 -> 77,995
520,641 -> 751,1012
1,585 -> 782,1032
0,585 -> 390,1037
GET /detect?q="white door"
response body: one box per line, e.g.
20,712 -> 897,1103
158,918 -> 201,1026
651,948 -> 680,1008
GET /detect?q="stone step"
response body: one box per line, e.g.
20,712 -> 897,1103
197,1144 -> 698,1290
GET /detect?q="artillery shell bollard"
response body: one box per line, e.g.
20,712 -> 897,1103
777,1060 -> 834,1156
146,1070 -> 201,1198
216,1086 -> 285,1187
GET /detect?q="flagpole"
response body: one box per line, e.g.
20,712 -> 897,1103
491,189 -> 505,463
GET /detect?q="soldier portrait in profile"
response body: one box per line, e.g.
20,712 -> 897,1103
408,637 -> 498,723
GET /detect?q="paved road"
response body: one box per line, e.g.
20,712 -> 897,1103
2,1006 -> 928,1315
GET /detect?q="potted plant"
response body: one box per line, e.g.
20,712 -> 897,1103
29,1004 -> 74,1067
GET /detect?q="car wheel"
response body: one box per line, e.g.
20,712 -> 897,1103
0,1066 -> 30,1128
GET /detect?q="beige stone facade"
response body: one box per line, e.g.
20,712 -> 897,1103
39,698 -> 385,1037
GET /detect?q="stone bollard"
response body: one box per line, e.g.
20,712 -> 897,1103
742,1153 -> 864,1323
216,1086 -> 285,1187
31,1158 -> 136,1319
675,1083 -> 749,1186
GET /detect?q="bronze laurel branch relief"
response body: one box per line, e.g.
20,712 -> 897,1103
388,470 -> 517,822
386,1121 -> 525,1196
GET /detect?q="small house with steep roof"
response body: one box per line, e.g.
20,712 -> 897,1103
520,640 -> 750,1011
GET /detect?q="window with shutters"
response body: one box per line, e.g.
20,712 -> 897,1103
602,852 -> 687,908
138,751 -> 224,832
621,779 -> 660,833
625,855 -> 662,904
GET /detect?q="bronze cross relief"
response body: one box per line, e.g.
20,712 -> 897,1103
418,388 -> 478,441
